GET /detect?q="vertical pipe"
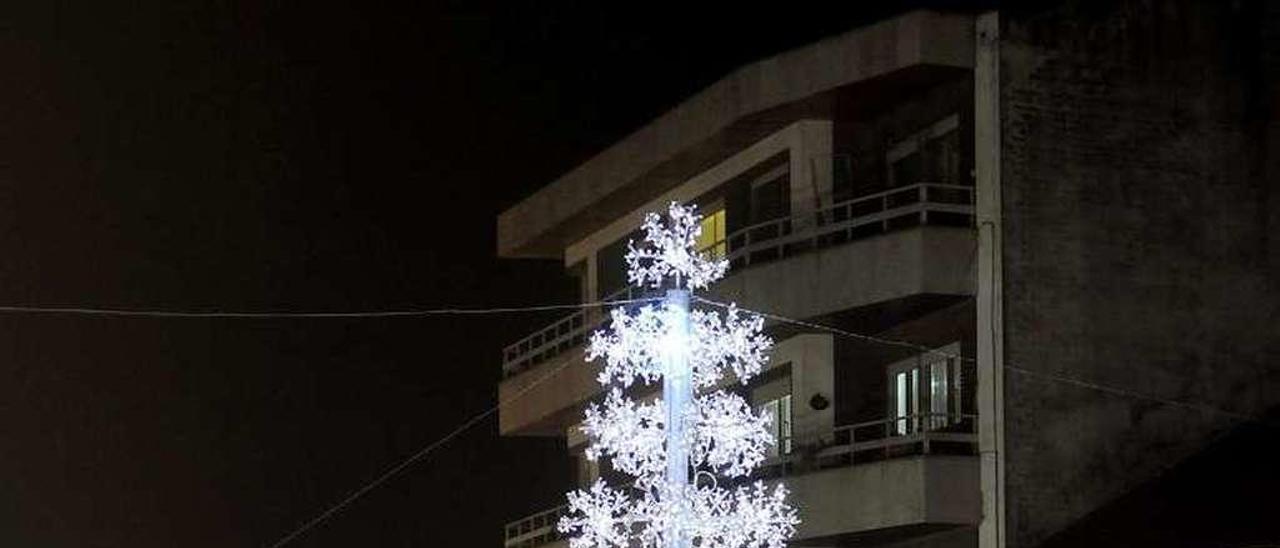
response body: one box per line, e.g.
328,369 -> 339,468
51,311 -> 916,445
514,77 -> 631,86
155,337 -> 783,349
975,11 -> 1006,548
663,288 -> 692,548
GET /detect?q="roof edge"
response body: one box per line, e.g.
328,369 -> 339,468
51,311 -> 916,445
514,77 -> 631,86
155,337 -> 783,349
498,9 -> 975,259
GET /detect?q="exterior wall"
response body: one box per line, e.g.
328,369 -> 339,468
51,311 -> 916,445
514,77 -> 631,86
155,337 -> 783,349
784,455 -> 980,543
888,527 -> 977,548
999,1 -> 1280,546
770,333 -> 836,446
499,347 -> 592,435
709,227 -> 975,325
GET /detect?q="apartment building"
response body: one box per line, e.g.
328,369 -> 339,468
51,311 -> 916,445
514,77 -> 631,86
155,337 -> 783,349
497,2 -> 1279,547
497,10 -> 981,547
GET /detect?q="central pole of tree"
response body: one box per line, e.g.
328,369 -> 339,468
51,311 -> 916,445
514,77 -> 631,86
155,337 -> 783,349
662,288 -> 692,548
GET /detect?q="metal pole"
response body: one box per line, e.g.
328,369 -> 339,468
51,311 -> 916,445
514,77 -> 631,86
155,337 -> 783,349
663,288 -> 692,548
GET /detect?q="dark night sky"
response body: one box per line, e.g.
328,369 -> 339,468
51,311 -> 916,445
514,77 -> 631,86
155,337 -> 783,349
0,2 -> 981,546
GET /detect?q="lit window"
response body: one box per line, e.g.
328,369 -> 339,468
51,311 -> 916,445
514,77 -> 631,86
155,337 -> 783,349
696,208 -> 726,260
887,343 -> 962,435
892,368 -> 919,435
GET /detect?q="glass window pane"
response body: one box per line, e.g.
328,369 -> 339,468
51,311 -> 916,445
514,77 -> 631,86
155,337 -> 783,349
930,361 -> 948,429
759,399 -> 779,457
779,394 -> 792,454
895,372 -> 908,435
952,358 -> 962,419
910,368 -> 920,432
697,209 -> 726,259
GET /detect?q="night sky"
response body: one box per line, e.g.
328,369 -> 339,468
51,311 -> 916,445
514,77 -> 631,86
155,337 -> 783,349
0,2 -> 978,546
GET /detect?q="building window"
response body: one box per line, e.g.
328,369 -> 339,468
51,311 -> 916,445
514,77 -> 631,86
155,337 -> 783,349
757,394 -> 793,457
886,114 -> 961,187
891,365 -> 919,435
887,343 -> 962,435
751,172 -> 790,224
696,207 -> 726,259
750,366 -> 793,457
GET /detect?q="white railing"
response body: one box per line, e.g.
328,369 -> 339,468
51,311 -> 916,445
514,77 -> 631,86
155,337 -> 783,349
720,182 -> 973,269
504,504 -> 569,548
504,412 -> 977,547
753,412 -> 978,478
502,285 -> 649,378
500,182 -> 974,379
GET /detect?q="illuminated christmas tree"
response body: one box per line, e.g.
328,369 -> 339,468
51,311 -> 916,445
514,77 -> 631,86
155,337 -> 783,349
558,203 -> 798,548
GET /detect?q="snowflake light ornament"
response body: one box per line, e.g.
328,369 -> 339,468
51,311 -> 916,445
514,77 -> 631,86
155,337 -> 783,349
626,202 -> 729,290
560,202 -> 799,548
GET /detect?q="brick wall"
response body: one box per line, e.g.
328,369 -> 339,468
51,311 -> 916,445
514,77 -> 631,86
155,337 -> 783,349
1000,0 -> 1280,545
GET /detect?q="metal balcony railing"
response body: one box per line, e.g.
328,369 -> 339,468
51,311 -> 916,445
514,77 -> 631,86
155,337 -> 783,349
504,412 -> 976,547
500,182 -> 974,379
753,412 -> 978,478
723,182 -> 974,269
501,286 -> 648,379
503,504 -> 569,548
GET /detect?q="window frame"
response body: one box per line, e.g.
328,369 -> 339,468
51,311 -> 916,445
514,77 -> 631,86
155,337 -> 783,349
886,113 -> 961,187
885,342 -> 962,435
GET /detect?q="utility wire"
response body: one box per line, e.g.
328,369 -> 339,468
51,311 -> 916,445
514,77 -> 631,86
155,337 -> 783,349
0,295 -> 662,547
265,353 -> 582,548
0,297 -> 659,319
693,295 -> 1267,425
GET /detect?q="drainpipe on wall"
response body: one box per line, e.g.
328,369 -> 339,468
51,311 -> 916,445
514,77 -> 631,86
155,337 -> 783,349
975,11 -> 1007,548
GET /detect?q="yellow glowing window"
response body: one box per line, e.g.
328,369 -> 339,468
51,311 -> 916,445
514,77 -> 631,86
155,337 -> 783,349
696,208 -> 726,259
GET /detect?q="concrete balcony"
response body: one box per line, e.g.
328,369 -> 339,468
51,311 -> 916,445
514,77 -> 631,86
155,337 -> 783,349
503,413 -> 978,547
498,183 -> 975,436
709,183 -> 976,325
768,414 -> 980,545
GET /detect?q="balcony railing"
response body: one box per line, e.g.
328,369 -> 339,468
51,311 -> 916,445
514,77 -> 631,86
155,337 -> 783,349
754,412 -> 978,478
501,286 -> 646,379
723,182 -> 973,269
503,412 -> 976,548
500,182 -> 974,379
504,504 -> 569,548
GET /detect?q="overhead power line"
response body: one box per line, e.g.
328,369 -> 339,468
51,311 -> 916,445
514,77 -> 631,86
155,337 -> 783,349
0,297 -> 659,319
693,295 -> 1267,425
265,353 -> 579,548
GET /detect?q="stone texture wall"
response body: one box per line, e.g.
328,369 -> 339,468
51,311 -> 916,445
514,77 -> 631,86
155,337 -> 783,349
999,0 -> 1280,545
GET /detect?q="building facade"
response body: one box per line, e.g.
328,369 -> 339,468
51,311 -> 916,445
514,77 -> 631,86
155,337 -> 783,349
497,3 -> 1279,547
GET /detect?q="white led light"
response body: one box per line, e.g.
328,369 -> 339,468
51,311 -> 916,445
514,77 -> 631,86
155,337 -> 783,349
561,202 -> 798,548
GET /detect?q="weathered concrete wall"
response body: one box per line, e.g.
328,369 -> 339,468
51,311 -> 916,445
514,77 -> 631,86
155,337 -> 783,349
709,226 -> 975,324
770,333 -> 836,448
783,455 -> 980,542
999,1 -> 1280,545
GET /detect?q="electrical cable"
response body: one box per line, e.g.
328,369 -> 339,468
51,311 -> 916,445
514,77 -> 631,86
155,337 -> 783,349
0,295 -> 664,547
264,352 -> 583,548
0,297 -> 660,319
693,295 -> 1268,425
